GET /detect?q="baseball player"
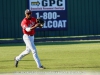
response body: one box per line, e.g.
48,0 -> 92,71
14,9 -> 45,69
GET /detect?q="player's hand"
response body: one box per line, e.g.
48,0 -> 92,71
37,17 -> 44,28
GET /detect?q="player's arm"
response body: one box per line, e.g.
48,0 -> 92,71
21,20 -> 32,32
30,23 -> 40,30
30,18 -> 41,30
21,19 -> 40,32
23,23 -> 40,32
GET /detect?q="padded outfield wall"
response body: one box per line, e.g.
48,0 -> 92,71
0,0 -> 100,38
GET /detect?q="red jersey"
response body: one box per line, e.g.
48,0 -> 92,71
21,17 -> 37,35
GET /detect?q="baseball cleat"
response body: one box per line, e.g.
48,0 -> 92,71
14,57 -> 19,67
38,66 -> 45,69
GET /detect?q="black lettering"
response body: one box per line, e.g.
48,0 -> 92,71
57,0 -> 63,6
50,0 -> 55,6
42,0 -> 48,6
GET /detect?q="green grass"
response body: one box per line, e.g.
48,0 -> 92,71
0,41 -> 100,73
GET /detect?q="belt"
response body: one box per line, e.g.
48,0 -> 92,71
25,34 -> 33,36
28,35 -> 33,36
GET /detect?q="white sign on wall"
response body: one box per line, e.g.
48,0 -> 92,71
29,0 -> 65,11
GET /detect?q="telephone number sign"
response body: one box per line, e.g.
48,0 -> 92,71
28,0 -> 67,30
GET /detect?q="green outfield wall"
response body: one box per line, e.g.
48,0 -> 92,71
0,0 -> 100,38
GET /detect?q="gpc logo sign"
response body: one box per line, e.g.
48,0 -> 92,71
28,0 -> 67,30
42,0 -> 64,6
29,0 -> 65,11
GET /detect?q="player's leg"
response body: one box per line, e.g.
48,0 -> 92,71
30,38 -> 42,68
24,35 -> 42,68
15,46 -> 31,67
15,46 -> 31,61
15,34 -> 31,67
15,34 -> 31,61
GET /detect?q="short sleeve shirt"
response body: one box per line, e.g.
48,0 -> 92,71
21,17 -> 37,35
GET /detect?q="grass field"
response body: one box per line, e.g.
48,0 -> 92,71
0,40 -> 100,73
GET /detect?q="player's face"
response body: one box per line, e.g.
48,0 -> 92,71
26,12 -> 32,19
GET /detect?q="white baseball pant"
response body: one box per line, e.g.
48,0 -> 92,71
16,34 -> 42,68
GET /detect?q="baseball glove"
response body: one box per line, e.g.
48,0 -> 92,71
37,17 -> 44,28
